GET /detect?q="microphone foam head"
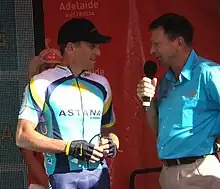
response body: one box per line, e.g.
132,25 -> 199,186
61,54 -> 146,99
144,61 -> 157,79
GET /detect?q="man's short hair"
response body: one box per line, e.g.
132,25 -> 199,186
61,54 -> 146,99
148,13 -> 194,45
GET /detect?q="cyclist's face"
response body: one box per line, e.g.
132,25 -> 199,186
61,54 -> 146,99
73,41 -> 101,71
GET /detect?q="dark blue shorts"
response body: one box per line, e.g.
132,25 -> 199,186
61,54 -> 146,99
49,168 -> 110,189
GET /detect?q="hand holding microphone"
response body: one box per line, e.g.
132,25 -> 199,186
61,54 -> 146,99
137,61 -> 158,110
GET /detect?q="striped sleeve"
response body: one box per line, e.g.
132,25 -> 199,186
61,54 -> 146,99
18,77 -> 47,126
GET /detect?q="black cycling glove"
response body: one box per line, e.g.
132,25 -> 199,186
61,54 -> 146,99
105,137 -> 117,158
65,140 -> 95,161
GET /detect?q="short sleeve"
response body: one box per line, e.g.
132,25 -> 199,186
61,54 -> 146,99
205,66 -> 220,105
18,77 -> 46,126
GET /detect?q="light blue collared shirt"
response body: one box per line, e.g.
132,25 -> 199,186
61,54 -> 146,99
157,50 -> 220,159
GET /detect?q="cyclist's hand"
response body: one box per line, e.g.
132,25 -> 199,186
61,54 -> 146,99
100,137 -> 117,158
65,140 -> 104,163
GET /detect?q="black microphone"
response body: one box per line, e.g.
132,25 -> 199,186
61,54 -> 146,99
142,60 -> 158,110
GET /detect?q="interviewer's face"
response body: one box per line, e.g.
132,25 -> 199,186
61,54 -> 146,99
149,28 -> 178,67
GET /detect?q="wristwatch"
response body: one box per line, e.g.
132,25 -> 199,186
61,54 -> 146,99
215,143 -> 220,152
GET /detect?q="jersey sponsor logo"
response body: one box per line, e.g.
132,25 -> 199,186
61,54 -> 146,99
37,121 -> 48,135
58,109 -> 102,119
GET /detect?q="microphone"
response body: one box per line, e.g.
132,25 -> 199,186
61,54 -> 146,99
142,60 -> 158,110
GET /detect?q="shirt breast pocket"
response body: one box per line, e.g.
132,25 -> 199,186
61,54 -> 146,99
181,96 -> 199,109
181,96 -> 199,127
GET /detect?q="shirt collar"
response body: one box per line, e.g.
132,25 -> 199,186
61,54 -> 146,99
57,65 -> 87,77
165,50 -> 198,82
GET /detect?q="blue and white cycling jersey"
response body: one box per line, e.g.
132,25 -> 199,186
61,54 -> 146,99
19,65 -> 116,175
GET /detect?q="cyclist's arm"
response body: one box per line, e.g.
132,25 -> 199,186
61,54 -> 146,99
16,119 -> 66,152
16,78 -> 67,153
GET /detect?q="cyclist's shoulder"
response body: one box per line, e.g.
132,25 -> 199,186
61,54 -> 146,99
30,67 -> 70,90
82,72 -> 110,88
31,66 -> 70,85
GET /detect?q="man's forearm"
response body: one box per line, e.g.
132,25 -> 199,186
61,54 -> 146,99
146,99 -> 158,135
17,130 -> 66,153
16,120 -> 66,153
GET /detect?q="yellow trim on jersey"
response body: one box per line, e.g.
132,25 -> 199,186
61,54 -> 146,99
103,121 -> 116,128
29,78 -> 44,110
103,95 -> 112,115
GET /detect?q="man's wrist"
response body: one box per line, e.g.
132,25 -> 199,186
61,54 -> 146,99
65,141 -> 71,155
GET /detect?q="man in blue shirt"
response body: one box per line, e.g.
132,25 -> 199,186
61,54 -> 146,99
137,13 -> 220,189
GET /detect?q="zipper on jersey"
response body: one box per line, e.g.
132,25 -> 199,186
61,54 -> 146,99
75,77 -> 91,169
67,68 -> 92,168
76,76 -> 95,169
75,77 -> 85,139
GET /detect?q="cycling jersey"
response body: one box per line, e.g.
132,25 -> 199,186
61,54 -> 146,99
18,65 -> 116,175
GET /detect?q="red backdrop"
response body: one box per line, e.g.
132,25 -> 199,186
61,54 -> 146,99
43,1 -> 220,188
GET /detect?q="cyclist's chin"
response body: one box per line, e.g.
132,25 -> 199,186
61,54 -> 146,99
85,63 -> 95,71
